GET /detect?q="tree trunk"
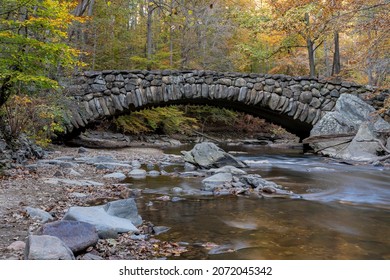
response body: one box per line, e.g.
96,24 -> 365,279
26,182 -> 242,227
73,0 -> 94,16
307,38 -> 316,77
305,13 -> 316,77
324,40 -> 331,77
332,31 -> 341,75
146,0 -> 153,69
0,76 -> 12,108
169,0 -> 174,67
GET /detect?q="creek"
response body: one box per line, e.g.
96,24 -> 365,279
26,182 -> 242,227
125,144 -> 390,260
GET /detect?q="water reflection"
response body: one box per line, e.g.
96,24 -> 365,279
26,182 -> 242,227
128,146 -> 390,259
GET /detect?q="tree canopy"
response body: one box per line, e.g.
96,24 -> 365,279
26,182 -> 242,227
0,0 -> 389,142
0,0 -> 83,107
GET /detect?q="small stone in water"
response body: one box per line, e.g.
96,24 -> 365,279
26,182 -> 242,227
156,195 -> 170,201
153,226 -> 170,235
171,187 -> 183,194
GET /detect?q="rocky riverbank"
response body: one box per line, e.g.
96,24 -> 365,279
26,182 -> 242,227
1,141 -> 298,260
1,136 -> 307,260
0,145 -> 187,259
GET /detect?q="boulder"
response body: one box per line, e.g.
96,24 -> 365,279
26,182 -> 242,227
202,173 -> 233,191
25,207 -> 54,223
239,174 -> 300,198
36,220 -> 99,253
103,198 -> 143,226
309,94 -> 390,161
181,142 -> 247,169
25,235 -> 75,260
311,94 -> 389,137
208,165 -> 247,175
63,198 -> 141,238
239,174 -> 281,189
330,122 -> 383,161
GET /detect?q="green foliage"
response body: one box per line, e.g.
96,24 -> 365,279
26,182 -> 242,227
0,93 -> 67,146
108,103 -> 292,139
114,106 -> 198,135
0,0 -> 83,106
184,105 -> 238,128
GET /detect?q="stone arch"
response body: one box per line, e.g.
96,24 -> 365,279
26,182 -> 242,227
64,70 -> 374,140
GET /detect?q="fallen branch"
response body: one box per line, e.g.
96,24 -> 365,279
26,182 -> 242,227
302,133 -> 355,144
192,130 -> 221,143
368,138 -> 390,163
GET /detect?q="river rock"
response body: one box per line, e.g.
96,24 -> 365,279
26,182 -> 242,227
147,170 -> 160,176
311,94 -> 388,136
171,187 -> 184,194
181,142 -> 247,169
36,220 -> 99,253
7,241 -> 26,251
103,172 -> 126,180
202,172 -> 233,191
208,165 -> 247,175
184,162 -> 197,171
63,198 -> 141,238
128,168 -> 147,178
239,174 -> 299,198
25,207 -> 54,223
309,94 -> 390,160
131,160 -> 142,168
43,178 -> 104,187
153,226 -> 170,235
330,122 -> 383,161
95,162 -> 132,170
25,235 -> 75,260
104,198 -> 143,226
82,155 -> 117,164
81,253 -> 104,260
37,159 -> 78,168
66,168 -> 83,177
78,147 -> 88,154
179,171 -> 205,177
240,174 -> 277,188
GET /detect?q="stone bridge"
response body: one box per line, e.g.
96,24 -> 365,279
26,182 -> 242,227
64,70 -> 380,139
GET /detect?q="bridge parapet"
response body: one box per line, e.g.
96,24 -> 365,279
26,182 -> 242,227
64,70 -> 379,138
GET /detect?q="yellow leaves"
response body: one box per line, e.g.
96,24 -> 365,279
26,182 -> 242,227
0,31 -> 14,38
11,95 -> 33,107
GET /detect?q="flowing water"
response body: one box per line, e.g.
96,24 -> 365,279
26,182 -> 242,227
126,145 -> 390,260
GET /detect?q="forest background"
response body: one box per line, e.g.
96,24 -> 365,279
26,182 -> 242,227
0,0 -> 389,145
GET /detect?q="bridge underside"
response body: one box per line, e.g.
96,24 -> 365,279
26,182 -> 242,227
66,98 -> 313,141
140,99 -> 314,139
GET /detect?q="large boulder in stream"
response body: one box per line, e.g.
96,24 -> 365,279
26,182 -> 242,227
181,142 -> 247,169
307,94 -> 390,162
63,198 -> 142,238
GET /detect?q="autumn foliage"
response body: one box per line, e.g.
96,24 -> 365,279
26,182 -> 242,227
1,0 -> 389,142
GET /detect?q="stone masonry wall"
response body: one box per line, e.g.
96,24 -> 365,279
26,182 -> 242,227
64,70 -> 380,138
